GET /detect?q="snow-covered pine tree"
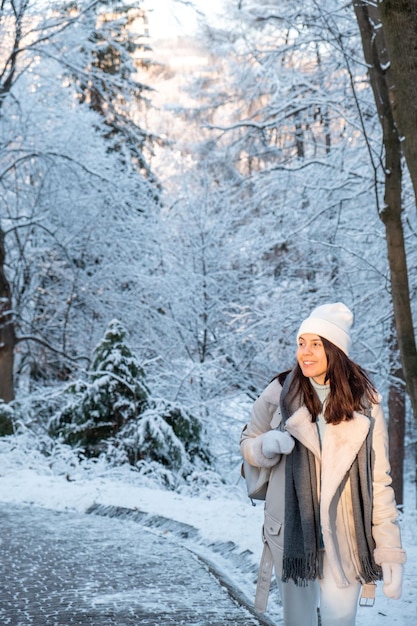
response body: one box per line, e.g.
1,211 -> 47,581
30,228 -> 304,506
51,319 -> 149,455
0,400 -> 14,436
51,319 -> 211,481
116,400 -> 211,473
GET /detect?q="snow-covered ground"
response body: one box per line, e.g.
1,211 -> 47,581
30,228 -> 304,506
0,434 -> 415,625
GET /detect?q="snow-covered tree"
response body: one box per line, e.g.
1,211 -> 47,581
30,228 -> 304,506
0,0 -> 161,395
50,319 -> 211,481
50,319 -> 149,453
114,400 -> 211,473
57,0 -> 160,184
0,400 -> 14,436
152,0 -> 391,384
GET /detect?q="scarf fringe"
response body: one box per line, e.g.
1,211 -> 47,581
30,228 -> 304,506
281,552 -> 323,586
358,555 -> 383,583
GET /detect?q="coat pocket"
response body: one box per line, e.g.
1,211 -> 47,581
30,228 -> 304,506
263,511 -> 284,574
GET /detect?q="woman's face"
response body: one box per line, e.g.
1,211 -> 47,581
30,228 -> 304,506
296,333 -> 328,385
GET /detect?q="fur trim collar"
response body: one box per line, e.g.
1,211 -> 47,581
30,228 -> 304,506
285,407 -> 371,499
321,412 -> 370,511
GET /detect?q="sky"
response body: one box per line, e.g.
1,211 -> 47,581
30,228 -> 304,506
0,432 -> 415,625
143,0 -> 225,39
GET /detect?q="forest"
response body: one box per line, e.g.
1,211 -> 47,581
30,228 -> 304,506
1,0 -> 416,504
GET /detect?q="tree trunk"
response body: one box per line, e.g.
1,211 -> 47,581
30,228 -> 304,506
378,0 -> 417,206
388,382 -> 405,505
0,228 -> 15,404
353,1 -> 417,425
388,326 -> 405,506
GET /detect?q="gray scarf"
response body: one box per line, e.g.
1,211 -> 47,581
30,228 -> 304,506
279,368 -> 383,586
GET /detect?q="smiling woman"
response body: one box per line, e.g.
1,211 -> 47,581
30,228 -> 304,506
240,301 -> 406,625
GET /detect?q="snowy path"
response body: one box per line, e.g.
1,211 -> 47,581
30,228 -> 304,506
0,502 -> 272,626
0,440 -> 414,626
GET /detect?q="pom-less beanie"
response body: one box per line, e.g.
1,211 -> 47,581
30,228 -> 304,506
296,302 -> 353,356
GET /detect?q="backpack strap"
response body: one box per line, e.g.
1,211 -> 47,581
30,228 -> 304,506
254,541 -> 274,612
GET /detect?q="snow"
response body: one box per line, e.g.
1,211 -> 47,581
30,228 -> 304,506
0,434 -> 415,625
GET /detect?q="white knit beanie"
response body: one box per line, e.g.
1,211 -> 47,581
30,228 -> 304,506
296,302 -> 353,356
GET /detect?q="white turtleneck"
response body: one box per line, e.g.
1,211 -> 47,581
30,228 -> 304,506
310,378 -> 330,445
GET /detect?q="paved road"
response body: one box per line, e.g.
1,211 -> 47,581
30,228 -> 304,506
0,503 -> 269,626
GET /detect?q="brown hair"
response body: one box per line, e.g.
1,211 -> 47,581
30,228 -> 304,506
288,337 -> 378,425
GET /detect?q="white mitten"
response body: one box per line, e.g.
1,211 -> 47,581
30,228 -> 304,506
262,430 -> 295,458
381,562 -> 403,600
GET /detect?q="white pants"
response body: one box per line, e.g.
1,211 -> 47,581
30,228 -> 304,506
277,556 -> 361,626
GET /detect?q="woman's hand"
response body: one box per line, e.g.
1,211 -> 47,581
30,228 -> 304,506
381,562 -> 403,600
262,430 -> 295,458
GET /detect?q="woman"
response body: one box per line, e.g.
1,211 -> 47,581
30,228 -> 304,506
240,303 -> 406,626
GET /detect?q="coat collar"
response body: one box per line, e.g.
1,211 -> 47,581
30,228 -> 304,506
285,406 -> 371,502
285,406 -> 321,459
321,411 -> 370,508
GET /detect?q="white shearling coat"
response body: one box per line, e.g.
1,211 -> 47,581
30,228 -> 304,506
240,378 -> 405,591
